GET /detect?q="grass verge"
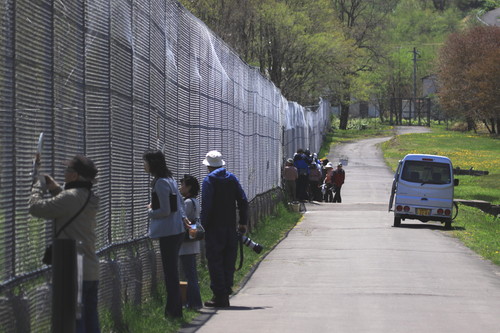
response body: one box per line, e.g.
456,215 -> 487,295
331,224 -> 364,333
100,202 -> 301,332
450,205 -> 500,266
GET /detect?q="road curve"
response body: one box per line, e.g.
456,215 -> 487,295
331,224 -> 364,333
180,126 -> 500,333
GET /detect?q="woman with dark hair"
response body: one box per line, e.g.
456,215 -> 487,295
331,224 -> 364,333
179,174 -> 203,310
143,150 -> 187,319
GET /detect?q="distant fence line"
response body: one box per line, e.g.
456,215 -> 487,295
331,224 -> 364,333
0,0 -> 331,330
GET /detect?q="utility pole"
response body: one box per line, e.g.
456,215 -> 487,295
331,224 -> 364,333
412,47 -> 420,125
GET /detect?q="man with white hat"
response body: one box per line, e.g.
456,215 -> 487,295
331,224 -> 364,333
323,162 -> 335,202
201,150 -> 248,307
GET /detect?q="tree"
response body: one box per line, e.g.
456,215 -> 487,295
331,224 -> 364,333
180,0 -> 355,105
180,0 -> 260,61
328,0 -> 397,129
362,0 -> 462,124
437,26 -> 500,133
469,48 -> 500,133
255,0 -> 356,104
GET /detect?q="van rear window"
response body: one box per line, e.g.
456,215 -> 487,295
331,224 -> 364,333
401,161 -> 451,184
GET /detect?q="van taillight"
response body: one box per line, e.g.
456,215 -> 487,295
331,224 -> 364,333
437,209 -> 443,215
403,206 -> 410,212
396,205 -> 403,212
445,209 -> 451,216
422,158 -> 434,161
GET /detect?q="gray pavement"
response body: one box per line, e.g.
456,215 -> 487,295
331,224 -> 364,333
180,127 -> 500,333
481,8 -> 500,26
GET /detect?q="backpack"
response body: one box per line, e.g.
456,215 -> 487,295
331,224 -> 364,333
298,168 -> 308,176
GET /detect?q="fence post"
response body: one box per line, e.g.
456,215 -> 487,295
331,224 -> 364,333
52,238 -> 77,333
426,98 -> 431,126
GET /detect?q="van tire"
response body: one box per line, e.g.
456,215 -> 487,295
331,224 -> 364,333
394,216 -> 401,227
444,219 -> 452,230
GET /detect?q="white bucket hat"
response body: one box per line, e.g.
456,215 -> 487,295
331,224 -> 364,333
203,150 -> 226,167
325,162 -> 334,169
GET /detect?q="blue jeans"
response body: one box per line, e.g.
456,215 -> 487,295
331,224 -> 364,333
76,280 -> 100,333
180,254 -> 202,309
159,232 -> 185,318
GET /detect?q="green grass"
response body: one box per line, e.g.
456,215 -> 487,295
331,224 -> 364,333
318,117 -> 394,158
449,205 -> 500,266
381,125 -> 500,267
100,203 -> 301,332
100,291 -> 184,333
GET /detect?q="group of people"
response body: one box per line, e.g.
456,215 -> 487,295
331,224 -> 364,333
29,149 -> 248,331
283,148 -> 345,204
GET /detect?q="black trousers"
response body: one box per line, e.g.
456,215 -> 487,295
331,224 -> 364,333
309,180 -> 321,201
205,225 -> 238,296
296,175 -> 309,201
159,232 -> 185,317
76,281 -> 100,333
333,186 -> 342,203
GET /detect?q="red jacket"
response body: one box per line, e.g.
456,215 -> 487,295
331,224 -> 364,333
332,168 -> 345,188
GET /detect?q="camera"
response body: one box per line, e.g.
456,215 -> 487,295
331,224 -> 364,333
238,233 -> 263,254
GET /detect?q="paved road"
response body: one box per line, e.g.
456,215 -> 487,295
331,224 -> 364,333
181,127 -> 500,333
481,8 -> 500,26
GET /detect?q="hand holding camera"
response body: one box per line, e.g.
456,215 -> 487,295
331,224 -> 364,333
44,174 -> 59,191
237,224 -> 247,234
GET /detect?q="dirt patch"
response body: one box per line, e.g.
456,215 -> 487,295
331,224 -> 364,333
394,126 -> 431,136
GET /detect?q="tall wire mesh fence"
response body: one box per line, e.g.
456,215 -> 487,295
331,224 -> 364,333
0,0 -> 332,330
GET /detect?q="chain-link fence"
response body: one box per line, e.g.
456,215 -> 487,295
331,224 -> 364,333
0,0 -> 331,330
389,98 -> 431,126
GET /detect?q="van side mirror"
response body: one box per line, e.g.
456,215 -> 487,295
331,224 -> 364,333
454,179 -> 459,186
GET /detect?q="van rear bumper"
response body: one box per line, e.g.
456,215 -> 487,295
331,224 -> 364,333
395,213 -> 451,223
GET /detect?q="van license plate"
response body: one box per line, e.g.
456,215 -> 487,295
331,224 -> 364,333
416,208 -> 431,216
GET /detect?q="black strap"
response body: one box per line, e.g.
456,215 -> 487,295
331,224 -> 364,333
236,235 -> 244,271
55,190 -> 92,238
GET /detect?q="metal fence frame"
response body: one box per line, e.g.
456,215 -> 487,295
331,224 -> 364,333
389,97 -> 431,126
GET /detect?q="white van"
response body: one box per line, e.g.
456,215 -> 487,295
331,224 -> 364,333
389,154 -> 459,229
